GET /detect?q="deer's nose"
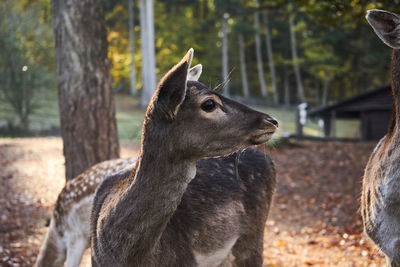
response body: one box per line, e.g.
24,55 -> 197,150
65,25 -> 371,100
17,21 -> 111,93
267,118 -> 279,128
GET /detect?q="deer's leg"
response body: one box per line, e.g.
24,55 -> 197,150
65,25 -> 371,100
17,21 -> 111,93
34,219 -> 66,267
65,236 -> 88,267
230,231 -> 263,266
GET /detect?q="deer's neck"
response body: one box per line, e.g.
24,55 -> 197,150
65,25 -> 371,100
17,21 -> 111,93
110,140 -> 196,264
388,50 -> 400,137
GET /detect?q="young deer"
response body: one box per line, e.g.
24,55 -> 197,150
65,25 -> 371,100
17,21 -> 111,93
362,9 -> 400,267
34,64 -> 211,267
91,49 -> 277,266
34,157 -> 137,267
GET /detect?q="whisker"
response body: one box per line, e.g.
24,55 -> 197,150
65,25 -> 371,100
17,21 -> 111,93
213,68 -> 235,92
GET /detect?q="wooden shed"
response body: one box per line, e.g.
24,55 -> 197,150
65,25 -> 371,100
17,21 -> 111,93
308,86 -> 393,141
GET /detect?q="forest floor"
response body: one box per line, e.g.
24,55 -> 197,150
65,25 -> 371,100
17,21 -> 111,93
0,137 -> 387,266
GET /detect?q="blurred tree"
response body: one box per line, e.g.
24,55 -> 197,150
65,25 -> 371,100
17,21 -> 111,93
140,0 -> 157,107
253,0 -> 268,98
221,13 -> 230,95
262,12 -> 278,104
128,0 -> 137,96
288,2 -> 305,102
52,0 -> 120,180
238,31 -> 250,98
0,0 -> 54,131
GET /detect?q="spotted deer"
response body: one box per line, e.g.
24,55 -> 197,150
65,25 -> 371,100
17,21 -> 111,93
362,9 -> 400,267
34,64 -> 204,267
91,49 -> 277,266
34,157 -> 137,267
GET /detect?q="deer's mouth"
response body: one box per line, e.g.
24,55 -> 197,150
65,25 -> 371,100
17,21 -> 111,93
250,131 -> 275,145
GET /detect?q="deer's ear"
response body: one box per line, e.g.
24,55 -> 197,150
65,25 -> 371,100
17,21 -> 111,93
367,9 -> 400,49
155,48 -> 193,121
188,64 -> 202,81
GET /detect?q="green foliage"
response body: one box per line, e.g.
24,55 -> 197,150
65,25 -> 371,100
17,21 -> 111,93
1,0 -> 400,136
0,0 -> 55,130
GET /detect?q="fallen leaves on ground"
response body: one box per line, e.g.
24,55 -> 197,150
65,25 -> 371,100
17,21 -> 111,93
0,138 -> 386,266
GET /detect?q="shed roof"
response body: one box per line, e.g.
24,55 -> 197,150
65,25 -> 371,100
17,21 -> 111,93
308,86 -> 392,119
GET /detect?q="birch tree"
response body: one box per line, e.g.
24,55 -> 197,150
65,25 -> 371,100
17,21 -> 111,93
253,0 -> 267,98
128,0 -> 137,97
221,13 -> 230,95
284,72 -> 290,107
238,32 -> 250,98
262,12 -> 279,104
139,0 -> 156,107
288,2 -> 305,102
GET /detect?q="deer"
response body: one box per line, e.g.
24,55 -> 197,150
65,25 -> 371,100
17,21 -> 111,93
34,64 -> 205,267
34,157 -> 137,267
362,9 -> 400,267
91,49 -> 278,266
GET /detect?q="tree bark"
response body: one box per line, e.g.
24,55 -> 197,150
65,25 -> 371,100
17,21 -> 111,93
254,9 -> 268,98
238,33 -> 250,98
262,12 -> 279,104
221,14 -> 229,96
288,3 -> 305,102
128,0 -> 137,97
51,0 -> 120,181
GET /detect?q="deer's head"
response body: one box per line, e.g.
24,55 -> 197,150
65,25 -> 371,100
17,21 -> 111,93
142,49 -> 278,160
366,9 -> 400,49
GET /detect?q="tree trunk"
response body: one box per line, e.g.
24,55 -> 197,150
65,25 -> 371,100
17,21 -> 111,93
262,12 -> 278,104
139,0 -> 148,105
145,0 -> 156,101
321,74 -> 330,106
288,3 -> 305,102
254,8 -> 268,98
221,14 -> 229,96
140,0 -> 156,107
284,72 -> 290,107
238,33 -> 250,98
51,0 -> 120,181
128,0 -> 137,97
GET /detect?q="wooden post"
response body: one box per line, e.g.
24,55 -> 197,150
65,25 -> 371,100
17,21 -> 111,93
296,108 -> 303,138
323,116 -> 331,137
331,111 -> 336,138
296,103 -> 308,139
360,111 -> 367,141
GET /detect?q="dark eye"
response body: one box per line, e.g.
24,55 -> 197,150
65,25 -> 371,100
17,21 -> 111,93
201,99 -> 216,112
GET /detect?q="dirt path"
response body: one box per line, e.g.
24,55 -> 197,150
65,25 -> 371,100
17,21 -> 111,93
0,138 -> 385,266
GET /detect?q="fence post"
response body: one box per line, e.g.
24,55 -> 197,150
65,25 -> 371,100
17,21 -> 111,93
296,103 -> 308,139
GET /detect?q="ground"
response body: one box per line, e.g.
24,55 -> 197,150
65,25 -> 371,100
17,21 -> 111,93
0,138 -> 386,266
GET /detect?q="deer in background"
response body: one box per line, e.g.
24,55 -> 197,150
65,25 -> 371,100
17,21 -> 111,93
34,64 -> 204,267
362,9 -> 400,267
91,49 -> 277,266
34,157 -> 137,267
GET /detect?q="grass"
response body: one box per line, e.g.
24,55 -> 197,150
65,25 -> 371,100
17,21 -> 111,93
0,92 -> 361,140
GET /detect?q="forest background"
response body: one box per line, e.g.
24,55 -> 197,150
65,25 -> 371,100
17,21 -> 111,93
1,0 -> 400,140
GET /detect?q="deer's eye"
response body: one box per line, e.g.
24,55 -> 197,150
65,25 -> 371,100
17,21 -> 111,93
201,99 -> 216,112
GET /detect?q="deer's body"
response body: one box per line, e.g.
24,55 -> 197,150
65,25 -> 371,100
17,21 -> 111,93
362,10 -> 400,267
92,149 -> 275,266
91,49 -> 278,266
34,157 -> 137,267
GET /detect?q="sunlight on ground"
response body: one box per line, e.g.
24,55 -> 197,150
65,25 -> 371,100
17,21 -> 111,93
0,138 -> 386,266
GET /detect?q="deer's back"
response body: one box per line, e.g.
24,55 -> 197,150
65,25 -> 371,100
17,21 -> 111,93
91,148 -> 275,266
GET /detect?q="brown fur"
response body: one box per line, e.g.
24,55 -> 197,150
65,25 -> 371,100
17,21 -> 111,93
91,49 -> 277,266
361,50 -> 400,228
362,10 -> 400,267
